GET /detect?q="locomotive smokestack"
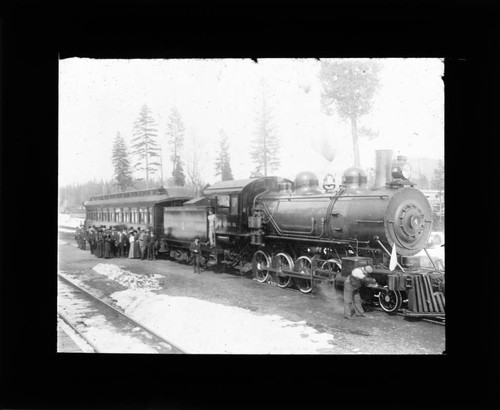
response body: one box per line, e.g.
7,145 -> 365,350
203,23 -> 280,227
372,150 -> 393,189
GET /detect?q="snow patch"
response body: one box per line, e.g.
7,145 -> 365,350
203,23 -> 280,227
110,289 -> 336,354
59,227 -> 77,233
59,213 -> 84,228
92,263 -> 161,290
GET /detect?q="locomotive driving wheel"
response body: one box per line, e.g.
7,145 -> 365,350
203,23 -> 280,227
252,250 -> 271,283
272,253 -> 294,288
294,256 -> 313,294
378,288 -> 402,313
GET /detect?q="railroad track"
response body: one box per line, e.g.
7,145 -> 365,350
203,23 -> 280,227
58,273 -> 185,353
371,306 -> 445,326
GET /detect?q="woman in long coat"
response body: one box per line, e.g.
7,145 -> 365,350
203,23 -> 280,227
104,232 -> 111,259
95,231 -> 103,258
133,230 -> 141,258
128,231 -> 136,258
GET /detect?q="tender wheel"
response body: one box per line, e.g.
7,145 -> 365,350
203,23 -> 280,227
252,250 -> 271,283
294,256 -> 313,294
272,253 -> 294,288
378,288 -> 402,313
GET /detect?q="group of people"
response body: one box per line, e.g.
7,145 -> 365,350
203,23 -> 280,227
75,224 -> 159,260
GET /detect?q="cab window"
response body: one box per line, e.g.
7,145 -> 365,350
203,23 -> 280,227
230,195 -> 239,215
216,195 -> 230,214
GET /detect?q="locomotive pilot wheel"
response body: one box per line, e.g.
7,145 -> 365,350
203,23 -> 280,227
252,250 -> 271,283
272,253 -> 294,288
378,288 -> 402,313
294,256 -> 313,294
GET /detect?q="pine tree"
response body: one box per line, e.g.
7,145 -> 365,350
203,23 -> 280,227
250,79 -> 280,177
166,107 -> 186,186
319,59 -> 381,167
111,132 -> 133,192
215,129 -> 234,181
131,104 -> 161,189
172,162 -> 186,186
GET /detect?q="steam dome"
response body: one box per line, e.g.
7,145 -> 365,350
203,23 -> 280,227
294,171 -> 321,194
342,167 -> 368,189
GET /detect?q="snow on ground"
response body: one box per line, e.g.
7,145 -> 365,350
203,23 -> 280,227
58,213 -> 84,228
111,289 -> 336,354
58,278 -> 159,353
59,227 -> 76,233
93,263 -> 161,290
80,314 -> 157,353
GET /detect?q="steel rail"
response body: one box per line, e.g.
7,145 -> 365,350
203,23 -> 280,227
372,306 -> 445,326
58,273 -> 186,354
58,310 -> 100,353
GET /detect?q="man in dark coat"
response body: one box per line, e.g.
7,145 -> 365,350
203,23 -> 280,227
104,231 -> 111,259
190,237 -> 202,273
88,227 -> 95,254
96,230 -> 103,258
148,231 -> 157,260
121,228 -> 129,257
109,227 -> 117,258
344,265 -> 373,319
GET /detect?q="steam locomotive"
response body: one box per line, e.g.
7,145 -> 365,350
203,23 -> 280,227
84,150 -> 445,317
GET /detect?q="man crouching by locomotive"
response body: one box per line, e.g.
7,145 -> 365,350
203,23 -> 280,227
344,265 -> 374,320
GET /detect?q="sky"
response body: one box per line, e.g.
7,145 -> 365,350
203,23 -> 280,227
59,58 -> 444,187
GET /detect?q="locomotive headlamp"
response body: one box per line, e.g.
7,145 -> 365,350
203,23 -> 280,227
391,156 -> 412,180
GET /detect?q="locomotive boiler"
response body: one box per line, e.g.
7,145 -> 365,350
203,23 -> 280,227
249,149 -> 433,257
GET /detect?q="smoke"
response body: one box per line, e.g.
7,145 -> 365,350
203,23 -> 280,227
313,137 -> 337,163
316,138 -> 337,162
315,282 -> 345,314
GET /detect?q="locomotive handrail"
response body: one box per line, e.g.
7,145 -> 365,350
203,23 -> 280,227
325,187 -> 345,237
252,190 -> 270,212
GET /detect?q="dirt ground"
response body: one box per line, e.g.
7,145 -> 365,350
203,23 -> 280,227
58,231 -> 446,354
